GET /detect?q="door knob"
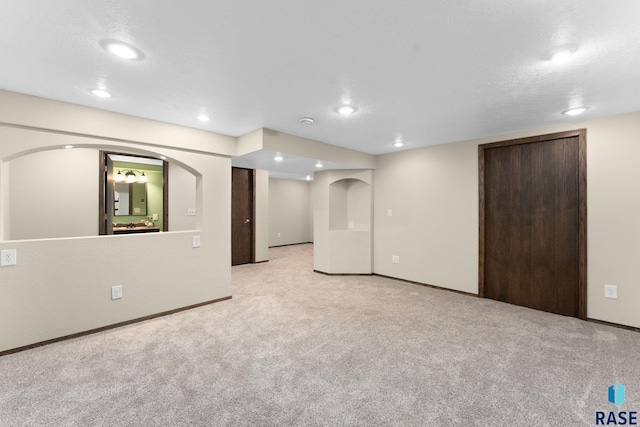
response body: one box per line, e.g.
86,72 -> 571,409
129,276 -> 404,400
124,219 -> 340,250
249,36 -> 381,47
244,219 -> 251,223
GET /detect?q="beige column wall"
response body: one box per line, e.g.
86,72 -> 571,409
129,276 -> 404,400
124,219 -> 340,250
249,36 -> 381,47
254,169 -> 270,262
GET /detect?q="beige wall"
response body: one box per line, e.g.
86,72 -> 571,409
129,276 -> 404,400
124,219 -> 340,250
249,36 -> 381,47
374,140 -> 479,293
269,178 -> 312,247
168,162 -> 198,232
236,128 -> 264,156
8,148 -> 99,240
586,113 -> 640,328
0,91 -> 232,353
255,169 -> 269,261
374,111 -> 640,328
0,90 -> 236,157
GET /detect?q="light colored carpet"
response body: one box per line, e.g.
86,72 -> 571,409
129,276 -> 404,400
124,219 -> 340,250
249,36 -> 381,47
1,243 -> 639,426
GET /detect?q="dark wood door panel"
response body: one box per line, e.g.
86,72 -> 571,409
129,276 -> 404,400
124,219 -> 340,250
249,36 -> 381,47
232,167 -> 254,266
484,143 -> 533,308
480,131 -> 586,318
530,138 -> 580,315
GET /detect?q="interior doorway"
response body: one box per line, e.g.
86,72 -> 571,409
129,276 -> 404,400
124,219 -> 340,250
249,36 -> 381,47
232,167 -> 255,265
99,151 -> 168,235
479,129 -> 587,318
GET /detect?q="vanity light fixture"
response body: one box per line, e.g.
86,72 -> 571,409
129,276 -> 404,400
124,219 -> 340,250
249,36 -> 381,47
337,105 -> 357,115
115,169 -> 148,184
100,39 -> 145,60
562,106 -> 589,116
315,161 -> 323,168
91,89 -> 111,98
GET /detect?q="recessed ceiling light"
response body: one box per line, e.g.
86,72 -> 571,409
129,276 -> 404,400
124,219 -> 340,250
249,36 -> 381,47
160,156 -> 167,160
91,89 -> 111,98
64,145 -> 74,149
315,161 -> 323,168
562,106 -> 589,116
337,105 -> 357,115
393,141 -> 405,148
551,50 -> 573,62
299,117 -> 314,125
274,154 -> 283,161
100,39 -> 145,60
545,44 -> 578,62
197,114 -> 210,122
306,175 -> 312,181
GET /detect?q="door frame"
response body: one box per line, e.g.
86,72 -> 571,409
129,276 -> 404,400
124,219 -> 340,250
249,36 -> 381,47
231,167 -> 256,265
478,129 -> 587,319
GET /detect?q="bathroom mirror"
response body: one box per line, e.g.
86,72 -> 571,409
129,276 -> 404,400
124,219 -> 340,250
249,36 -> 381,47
114,182 -> 147,216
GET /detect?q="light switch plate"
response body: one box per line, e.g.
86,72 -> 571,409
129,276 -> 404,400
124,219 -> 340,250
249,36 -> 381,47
392,255 -> 400,264
111,285 -> 123,300
193,236 -> 201,248
1,249 -> 17,266
604,284 -> 617,299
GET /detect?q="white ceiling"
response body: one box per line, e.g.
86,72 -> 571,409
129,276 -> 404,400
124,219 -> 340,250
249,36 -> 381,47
2,1 -> 640,167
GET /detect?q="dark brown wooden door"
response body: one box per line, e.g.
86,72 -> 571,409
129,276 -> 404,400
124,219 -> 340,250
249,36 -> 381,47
479,130 -> 586,318
232,167 -> 254,265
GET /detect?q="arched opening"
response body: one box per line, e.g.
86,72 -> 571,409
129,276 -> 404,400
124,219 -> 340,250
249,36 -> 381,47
2,146 -> 199,241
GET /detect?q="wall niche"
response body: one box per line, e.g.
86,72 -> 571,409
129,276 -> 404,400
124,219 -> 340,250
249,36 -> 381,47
329,178 -> 370,231
314,169 -> 373,274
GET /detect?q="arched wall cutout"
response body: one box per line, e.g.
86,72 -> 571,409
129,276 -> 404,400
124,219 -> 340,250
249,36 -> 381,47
329,177 -> 369,186
2,144 -> 202,179
1,145 -> 201,241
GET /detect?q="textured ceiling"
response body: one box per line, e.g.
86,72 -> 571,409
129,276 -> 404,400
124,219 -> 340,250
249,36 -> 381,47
2,1 -> 640,158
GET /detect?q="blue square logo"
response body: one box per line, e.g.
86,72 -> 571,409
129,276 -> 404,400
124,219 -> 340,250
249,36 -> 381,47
609,382 -> 626,407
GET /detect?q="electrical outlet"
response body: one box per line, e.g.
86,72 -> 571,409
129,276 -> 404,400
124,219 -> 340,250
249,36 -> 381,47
187,208 -> 196,216
1,249 -> 17,266
192,236 -> 201,248
387,209 -> 393,217
604,284 -> 618,299
277,233 -> 281,238
392,255 -> 400,264
111,285 -> 123,300
152,213 -> 158,221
